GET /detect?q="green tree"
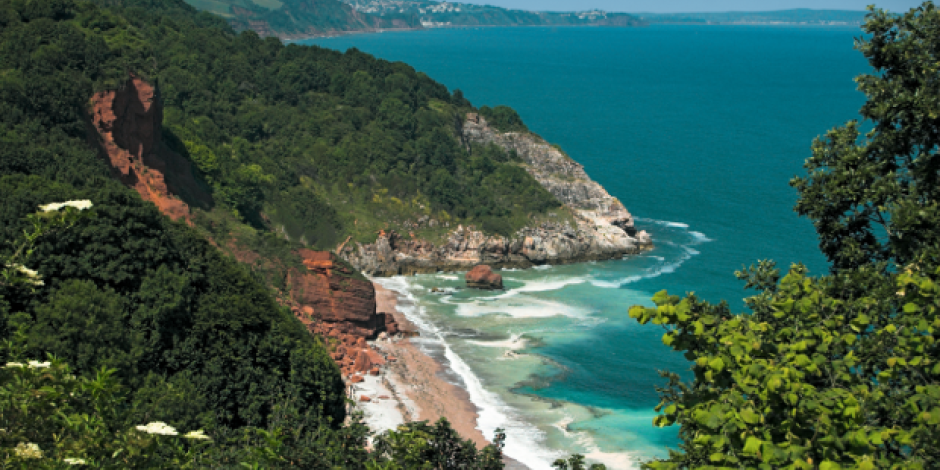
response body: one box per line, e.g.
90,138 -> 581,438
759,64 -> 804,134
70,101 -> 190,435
368,419 -> 506,470
553,454 -> 607,470
633,4 -> 940,469
792,3 -> 940,272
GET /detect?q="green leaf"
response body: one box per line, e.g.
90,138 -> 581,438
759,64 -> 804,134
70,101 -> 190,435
651,290 -> 671,306
743,437 -> 762,455
709,357 -> 726,372
740,408 -> 759,424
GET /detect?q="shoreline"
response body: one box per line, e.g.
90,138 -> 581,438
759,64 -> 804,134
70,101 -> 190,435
284,23 -> 648,43
353,283 -> 486,446
283,21 -> 854,43
353,282 -> 529,469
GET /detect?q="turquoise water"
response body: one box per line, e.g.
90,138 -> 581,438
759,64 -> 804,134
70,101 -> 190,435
304,26 -> 868,468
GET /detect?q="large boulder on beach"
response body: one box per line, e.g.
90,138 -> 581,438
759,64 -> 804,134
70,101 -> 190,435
466,265 -> 503,290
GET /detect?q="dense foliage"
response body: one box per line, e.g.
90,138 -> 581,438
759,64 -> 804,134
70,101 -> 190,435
0,0 -> 560,465
203,0 -> 422,38
0,355 -> 510,468
187,0 -> 644,40
0,0 -> 559,251
478,106 -> 529,134
0,175 -> 355,445
633,3 -> 940,469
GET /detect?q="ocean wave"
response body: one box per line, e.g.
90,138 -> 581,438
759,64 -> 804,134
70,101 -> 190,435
467,333 -> 527,350
689,231 -> 712,243
454,297 -> 589,318
552,415 -> 640,470
580,435 -> 641,470
635,217 -> 689,229
374,277 -> 564,469
589,246 -> 699,289
437,274 -> 459,281
491,277 -> 588,300
635,218 -> 712,246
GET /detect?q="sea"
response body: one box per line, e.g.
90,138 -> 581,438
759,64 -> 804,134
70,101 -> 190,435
302,24 -> 868,469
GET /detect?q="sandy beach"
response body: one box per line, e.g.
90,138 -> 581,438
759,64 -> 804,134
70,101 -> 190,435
349,283 -> 529,469
364,283 -> 489,447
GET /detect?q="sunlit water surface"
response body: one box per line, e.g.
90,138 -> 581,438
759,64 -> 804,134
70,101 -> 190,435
304,25 -> 866,468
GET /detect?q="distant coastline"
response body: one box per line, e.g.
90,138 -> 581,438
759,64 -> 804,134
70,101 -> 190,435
290,20 -> 858,44
286,23 -> 645,43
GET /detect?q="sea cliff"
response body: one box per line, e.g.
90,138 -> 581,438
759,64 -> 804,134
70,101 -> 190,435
343,113 -> 652,276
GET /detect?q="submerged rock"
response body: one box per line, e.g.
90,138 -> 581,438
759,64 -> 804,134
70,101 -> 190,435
466,265 -> 503,290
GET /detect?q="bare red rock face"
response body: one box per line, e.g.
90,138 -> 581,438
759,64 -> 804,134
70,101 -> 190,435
466,265 -> 503,290
87,74 -> 210,224
88,75 -> 398,382
289,250 -> 401,377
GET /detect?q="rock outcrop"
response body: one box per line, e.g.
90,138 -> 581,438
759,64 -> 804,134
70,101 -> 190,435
87,74 -> 211,223
343,114 -> 652,275
465,265 -> 503,289
289,250 -> 402,377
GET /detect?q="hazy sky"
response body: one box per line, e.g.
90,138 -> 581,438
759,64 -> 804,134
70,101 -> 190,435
473,1 -> 924,13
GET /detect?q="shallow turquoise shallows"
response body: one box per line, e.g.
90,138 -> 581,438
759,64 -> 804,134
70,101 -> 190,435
303,25 -> 867,469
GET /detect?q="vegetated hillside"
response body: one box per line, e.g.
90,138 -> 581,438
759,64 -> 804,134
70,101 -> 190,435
343,0 -> 646,28
0,0 -> 514,465
186,0 -> 421,38
0,0 -> 355,460
183,0 -> 645,39
0,0 -> 562,403
640,9 -> 867,25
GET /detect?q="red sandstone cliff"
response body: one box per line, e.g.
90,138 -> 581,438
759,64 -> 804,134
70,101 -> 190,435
87,74 -> 210,223
88,74 -> 395,379
289,250 -> 400,376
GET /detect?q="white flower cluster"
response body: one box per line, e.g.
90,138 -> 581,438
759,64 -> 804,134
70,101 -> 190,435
63,457 -> 87,465
5,360 -> 51,369
39,200 -> 93,212
135,421 -> 178,436
133,422 -> 211,440
183,429 -> 211,440
6,264 -> 44,287
14,442 -> 43,459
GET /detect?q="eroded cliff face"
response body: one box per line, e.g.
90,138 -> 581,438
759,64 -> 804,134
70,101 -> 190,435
89,75 -> 397,379
289,250 -> 401,377
343,114 -> 652,275
87,74 -> 209,223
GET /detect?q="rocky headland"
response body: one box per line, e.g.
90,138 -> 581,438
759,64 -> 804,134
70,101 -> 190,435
343,113 -> 652,276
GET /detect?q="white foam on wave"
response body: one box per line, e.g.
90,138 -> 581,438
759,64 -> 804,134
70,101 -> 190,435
635,217 -> 688,229
437,274 -> 459,281
689,231 -> 712,243
455,296 -> 588,318
492,277 -> 588,300
552,415 -> 640,470
373,277 -> 564,469
467,333 -> 527,350
590,246 -> 699,289
533,264 -> 554,270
